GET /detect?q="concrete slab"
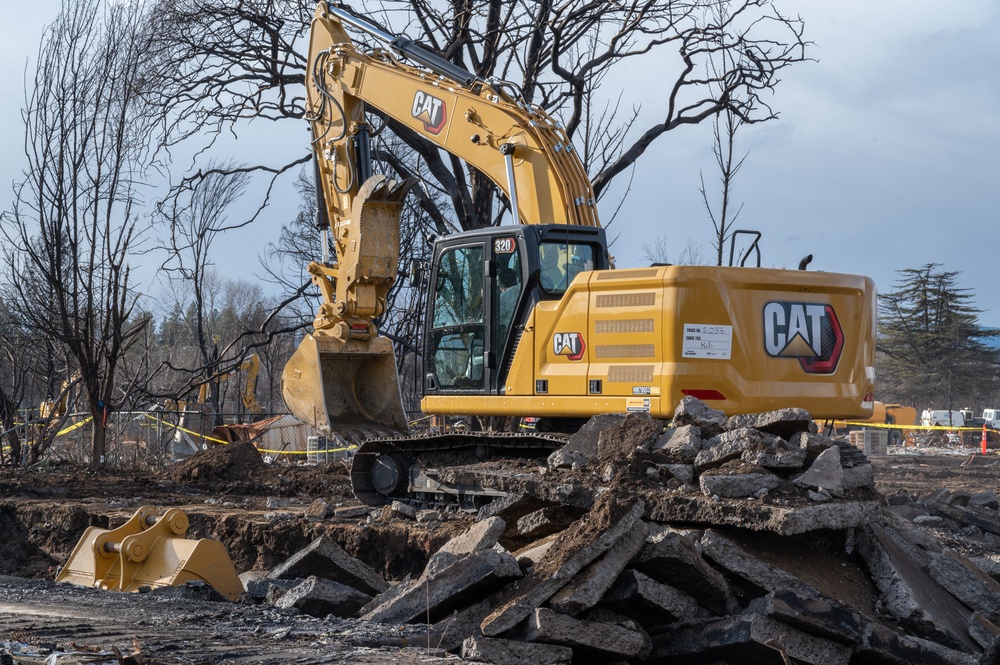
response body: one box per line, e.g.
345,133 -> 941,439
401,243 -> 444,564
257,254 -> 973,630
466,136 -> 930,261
651,425 -> 703,463
699,464 -> 781,498
274,575 -> 371,618
856,524 -> 978,652
927,498 -> 1000,536
643,491 -> 881,535
653,614 -> 851,665
524,607 -> 650,659
928,549 -> 1000,620
967,612 -> 1000,651
358,574 -> 410,617
517,507 -> 582,540
793,446 -> 844,497
790,428 -> 836,450
547,448 -> 591,469
480,498 -> 645,637
662,463 -> 695,485
439,516 -> 506,557
363,547 -> 522,624
461,636 -> 573,665
859,621 -> 979,665
700,529 -> 815,597
750,589 -> 865,644
513,534 -> 560,569
695,428 -> 782,473
567,413 -> 628,456
390,500 -> 416,519
548,521 -> 649,615
476,492 -> 554,524
671,396 -> 727,436
266,535 -> 388,595
725,408 -> 816,440
634,525 -> 735,615
603,569 -> 709,626
843,463 -> 875,489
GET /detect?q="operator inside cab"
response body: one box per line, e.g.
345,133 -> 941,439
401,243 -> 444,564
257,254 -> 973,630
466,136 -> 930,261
539,242 -> 594,294
495,251 -> 523,347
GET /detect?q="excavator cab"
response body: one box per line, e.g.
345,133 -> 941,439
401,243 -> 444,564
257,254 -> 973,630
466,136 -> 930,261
423,224 -> 609,397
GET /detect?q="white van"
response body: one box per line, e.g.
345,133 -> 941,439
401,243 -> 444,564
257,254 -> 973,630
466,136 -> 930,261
982,409 -> 1000,429
920,409 -> 965,428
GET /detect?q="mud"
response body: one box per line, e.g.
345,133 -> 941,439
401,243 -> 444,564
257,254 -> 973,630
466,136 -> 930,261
2,439 -> 1000,664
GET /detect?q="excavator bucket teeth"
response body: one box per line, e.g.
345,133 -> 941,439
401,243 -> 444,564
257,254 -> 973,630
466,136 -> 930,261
56,506 -> 242,601
281,333 -> 408,437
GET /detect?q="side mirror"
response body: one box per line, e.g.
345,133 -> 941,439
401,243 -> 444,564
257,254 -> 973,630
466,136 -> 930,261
408,261 -> 423,287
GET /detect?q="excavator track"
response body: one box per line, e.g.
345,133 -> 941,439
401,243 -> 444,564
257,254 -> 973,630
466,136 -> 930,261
350,430 -> 568,510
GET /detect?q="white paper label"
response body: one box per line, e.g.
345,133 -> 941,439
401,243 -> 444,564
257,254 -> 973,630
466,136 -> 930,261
683,324 -> 733,359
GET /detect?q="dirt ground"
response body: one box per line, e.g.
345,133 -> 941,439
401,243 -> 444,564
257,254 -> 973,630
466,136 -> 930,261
1,442 -> 999,663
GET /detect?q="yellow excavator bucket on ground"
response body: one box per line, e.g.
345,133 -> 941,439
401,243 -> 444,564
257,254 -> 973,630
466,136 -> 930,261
56,506 -> 244,601
281,333 -> 408,437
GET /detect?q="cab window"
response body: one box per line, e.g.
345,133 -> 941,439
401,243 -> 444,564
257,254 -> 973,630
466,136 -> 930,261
539,241 -> 594,295
427,245 -> 485,391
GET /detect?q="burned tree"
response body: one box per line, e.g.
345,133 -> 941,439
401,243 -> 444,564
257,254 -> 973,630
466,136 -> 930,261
146,0 -> 808,231
0,0 -> 155,469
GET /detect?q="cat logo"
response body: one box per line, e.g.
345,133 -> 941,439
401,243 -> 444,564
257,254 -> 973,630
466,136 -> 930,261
763,301 -> 844,374
411,91 -> 448,135
553,332 -> 585,361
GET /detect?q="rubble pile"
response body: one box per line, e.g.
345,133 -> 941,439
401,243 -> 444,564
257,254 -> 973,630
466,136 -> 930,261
243,398 -> 1000,664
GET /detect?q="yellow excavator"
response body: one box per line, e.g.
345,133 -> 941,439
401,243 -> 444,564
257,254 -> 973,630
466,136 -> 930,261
282,3 -> 877,506
166,352 -> 261,415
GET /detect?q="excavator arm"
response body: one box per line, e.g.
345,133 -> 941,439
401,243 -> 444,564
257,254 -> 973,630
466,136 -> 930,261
304,2 -> 599,340
282,2 -> 600,435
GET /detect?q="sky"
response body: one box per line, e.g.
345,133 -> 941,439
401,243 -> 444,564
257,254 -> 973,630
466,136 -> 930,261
2,1 -> 999,329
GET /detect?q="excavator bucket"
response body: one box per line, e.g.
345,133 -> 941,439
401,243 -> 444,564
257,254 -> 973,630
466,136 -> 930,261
56,506 -> 244,601
282,333 -> 408,437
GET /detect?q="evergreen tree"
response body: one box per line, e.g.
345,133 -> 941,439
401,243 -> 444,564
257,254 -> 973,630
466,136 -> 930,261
878,264 -> 999,412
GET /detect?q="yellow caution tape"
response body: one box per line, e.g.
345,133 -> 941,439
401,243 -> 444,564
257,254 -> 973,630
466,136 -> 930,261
56,417 -> 93,436
839,421 -> 988,432
256,444 -> 358,455
141,414 -> 357,455
142,414 -> 228,445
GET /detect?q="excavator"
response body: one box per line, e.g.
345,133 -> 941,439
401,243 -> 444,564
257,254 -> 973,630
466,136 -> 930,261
281,3 -> 878,507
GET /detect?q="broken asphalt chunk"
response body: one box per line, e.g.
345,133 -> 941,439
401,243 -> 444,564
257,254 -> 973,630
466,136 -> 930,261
602,568 -> 709,626
856,523 -> 979,652
548,520 -> 649,615
653,614 -> 851,665
524,607 -> 651,660
274,575 -> 371,618
363,547 -> 522,624
461,635 -> 572,665
266,535 -> 387,596
480,497 -> 645,637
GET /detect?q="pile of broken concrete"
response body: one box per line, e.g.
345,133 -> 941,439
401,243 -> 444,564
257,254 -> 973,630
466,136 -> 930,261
244,398 -> 1000,664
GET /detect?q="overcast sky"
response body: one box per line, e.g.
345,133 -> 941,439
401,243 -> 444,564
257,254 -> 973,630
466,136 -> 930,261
2,1 -> 999,329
